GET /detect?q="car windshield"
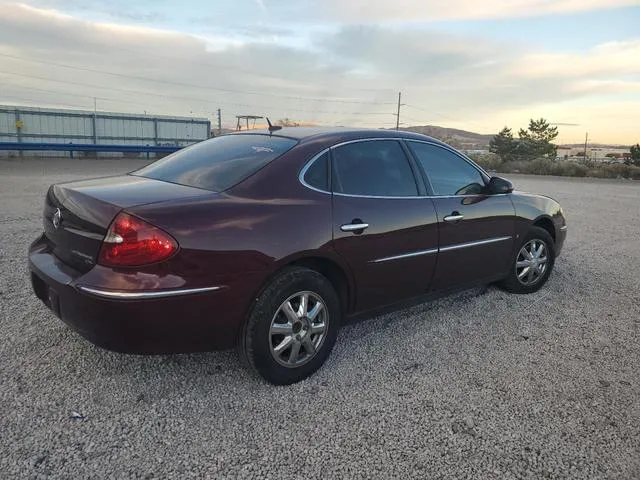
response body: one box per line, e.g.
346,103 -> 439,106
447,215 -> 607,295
132,134 -> 297,192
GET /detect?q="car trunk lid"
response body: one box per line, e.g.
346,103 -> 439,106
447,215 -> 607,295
43,175 -> 211,272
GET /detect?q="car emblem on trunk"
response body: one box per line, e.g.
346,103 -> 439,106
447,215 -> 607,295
52,208 -> 62,229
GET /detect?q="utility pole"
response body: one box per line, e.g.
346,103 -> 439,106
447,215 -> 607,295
583,132 -> 588,159
216,108 -> 222,136
395,91 -> 402,130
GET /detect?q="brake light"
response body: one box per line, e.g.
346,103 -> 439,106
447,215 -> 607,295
98,212 -> 178,267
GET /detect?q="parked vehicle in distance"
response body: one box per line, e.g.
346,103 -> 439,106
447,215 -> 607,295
29,127 -> 567,384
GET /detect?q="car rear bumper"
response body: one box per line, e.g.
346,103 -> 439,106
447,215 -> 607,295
28,234 -> 260,353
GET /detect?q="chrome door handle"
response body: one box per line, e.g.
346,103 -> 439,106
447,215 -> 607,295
341,223 -> 369,232
443,214 -> 464,223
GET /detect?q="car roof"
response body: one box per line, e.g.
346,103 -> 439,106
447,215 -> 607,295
228,126 -> 448,146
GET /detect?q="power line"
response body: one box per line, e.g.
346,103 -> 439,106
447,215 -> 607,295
0,94 -> 100,111
0,94 -> 398,130
400,114 -> 427,124
0,76 -> 205,111
404,104 -> 460,122
404,103 -> 488,130
0,71 -> 394,116
0,53 -> 396,106
6,28 -> 397,96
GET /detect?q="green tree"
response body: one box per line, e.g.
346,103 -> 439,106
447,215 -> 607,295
489,127 -> 516,161
630,143 -> 640,166
517,118 -> 559,160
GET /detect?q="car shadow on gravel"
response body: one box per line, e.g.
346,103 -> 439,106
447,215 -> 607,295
55,263 -> 575,395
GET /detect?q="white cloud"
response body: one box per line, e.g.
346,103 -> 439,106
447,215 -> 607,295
9,0 -> 639,26
321,0 -> 639,22
513,40 -> 640,78
254,0 -> 267,14
0,3 -> 638,143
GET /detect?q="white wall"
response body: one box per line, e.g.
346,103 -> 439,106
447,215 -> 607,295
0,105 -> 210,157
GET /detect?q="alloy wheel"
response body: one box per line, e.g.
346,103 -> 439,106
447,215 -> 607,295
269,291 -> 328,368
516,239 -> 549,286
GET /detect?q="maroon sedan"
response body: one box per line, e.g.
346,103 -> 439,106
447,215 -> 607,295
29,127 -> 567,384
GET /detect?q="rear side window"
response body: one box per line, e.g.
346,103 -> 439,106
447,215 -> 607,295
332,140 -> 418,197
303,152 -> 329,191
407,141 -> 485,195
133,134 -> 297,192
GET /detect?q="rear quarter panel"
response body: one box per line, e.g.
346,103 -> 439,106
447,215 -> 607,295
124,139 -> 341,300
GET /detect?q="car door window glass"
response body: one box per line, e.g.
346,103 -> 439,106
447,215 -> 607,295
407,142 -> 485,196
303,152 -> 329,191
332,140 -> 418,196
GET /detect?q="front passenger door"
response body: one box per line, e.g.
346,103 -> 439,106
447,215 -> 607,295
330,139 -> 439,312
406,141 -> 516,291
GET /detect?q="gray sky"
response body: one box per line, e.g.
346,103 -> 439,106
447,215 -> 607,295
0,1 -> 639,143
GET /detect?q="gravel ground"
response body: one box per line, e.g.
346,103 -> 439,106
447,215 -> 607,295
1,158 -> 639,479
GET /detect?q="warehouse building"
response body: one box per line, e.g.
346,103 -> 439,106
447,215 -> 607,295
0,105 -> 211,157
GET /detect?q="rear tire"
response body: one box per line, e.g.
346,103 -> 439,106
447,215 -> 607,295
498,226 -> 555,294
238,267 -> 341,385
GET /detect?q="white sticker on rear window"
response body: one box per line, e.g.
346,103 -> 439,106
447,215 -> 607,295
252,146 -> 275,153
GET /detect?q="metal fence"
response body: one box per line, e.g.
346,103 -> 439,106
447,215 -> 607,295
0,105 -> 211,158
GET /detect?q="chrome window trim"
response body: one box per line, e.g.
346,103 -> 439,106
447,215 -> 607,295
333,192 -> 427,200
332,191 -> 508,200
298,137 -> 505,200
330,137 -> 406,147
403,139 -> 492,180
370,248 -> 438,263
298,138 -> 427,199
439,236 -> 512,253
298,148 -> 332,195
428,193 -> 510,199
77,285 -> 223,299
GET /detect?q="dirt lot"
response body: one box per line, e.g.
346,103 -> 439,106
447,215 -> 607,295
1,158 -> 639,479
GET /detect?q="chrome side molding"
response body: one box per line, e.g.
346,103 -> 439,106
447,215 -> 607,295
77,285 -> 223,299
439,236 -> 512,252
371,248 -> 438,263
370,236 -> 512,263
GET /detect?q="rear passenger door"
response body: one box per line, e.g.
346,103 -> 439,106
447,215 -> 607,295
405,141 -> 516,291
330,139 -> 439,312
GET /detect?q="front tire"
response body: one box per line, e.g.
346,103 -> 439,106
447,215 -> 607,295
238,267 -> 341,385
498,226 -> 555,294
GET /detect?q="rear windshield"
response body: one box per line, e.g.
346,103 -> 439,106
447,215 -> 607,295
132,134 -> 297,192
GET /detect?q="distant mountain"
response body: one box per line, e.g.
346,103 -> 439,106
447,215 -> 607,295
397,125 -> 494,149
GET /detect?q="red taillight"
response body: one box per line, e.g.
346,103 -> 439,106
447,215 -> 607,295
98,212 -> 178,267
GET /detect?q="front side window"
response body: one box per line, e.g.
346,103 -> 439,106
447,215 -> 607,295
331,140 -> 418,197
133,134 -> 297,192
407,141 -> 485,195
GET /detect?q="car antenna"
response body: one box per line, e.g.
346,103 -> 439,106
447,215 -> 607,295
266,118 -> 282,133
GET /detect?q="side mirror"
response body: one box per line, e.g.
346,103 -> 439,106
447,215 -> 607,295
488,176 -> 513,194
